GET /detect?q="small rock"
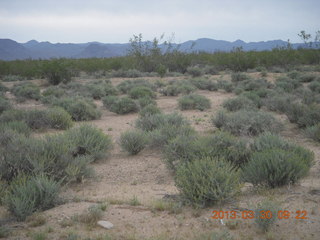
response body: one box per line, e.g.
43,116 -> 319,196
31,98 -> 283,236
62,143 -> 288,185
97,220 -> 114,229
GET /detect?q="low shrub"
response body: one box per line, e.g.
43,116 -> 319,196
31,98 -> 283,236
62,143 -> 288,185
296,104 -> 320,128
175,157 -> 240,207
217,80 -> 234,92
139,104 -> 161,117
0,96 -> 12,114
309,80 -> 320,93
119,130 -> 148,155
254,200 -> 279,232
263,93 -> 295,113
187,66 -> 203,77
52,97 -> 101,121
87,81 -> 118,99
128,86 -> 156,99
117,79 -> 155,94
42,59 -> 72,85
109,97 -> 138,114
242,148 -> 311,188
66,124 -> 113,161
298,73 -> 317,83
240,92 -> 263,108
222,96 -> 256,111
305,124 -> 320,142
137,96 -> 157,109
213,110 -> 282,136
6,174 -> 60,221
11,83 -> 41,102
212,110 -> 228,129
46,107 -> 73,130
102,95 -> 118,109
1,75 -> 24,82
178,94 -> 211,111
189,78 -> 218,91
24,109 -> 50,130
231,72 -> 249,82
75,204 -> 105,226
0,121 -> 31,136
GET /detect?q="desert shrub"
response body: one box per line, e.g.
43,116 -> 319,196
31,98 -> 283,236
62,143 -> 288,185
231,72 -> 249,82
187,66 -> 203,77
287,70 -> 301,79
175,157 -> 240,207
254,200 -> 279,232
296,104 -> 320,128
139,104 -> 161,117
109,97 -> 138,114
213,110 -> 282,136
178,94 -> 211,111
87,81 -> 118,99
275,76 -> 302,93
0,96 -> 12,114
24,109 -> 50,130
1,75 -> 25,82
240,92 -> 263,108
0,121 -> 31,136
308,80 -> 320,93
119,130 -> 148,155
189,78 -> 218,91
264,93 -> 295,113
52,97 -> 101,121
212,110 -> 228,129
222,96 -> 256,111
179,83 -> 197,94
11,82 -> 41,102
298,73 -> 317,83
136,112 -> 188,132
161,84 -> 180,96
102,95 -> 118,109
66,124 -> 112,161
305,124 -> 320,142
251,133 -> 314,168
165,131 -> 250,170
242,148 -> 311,188
46,107 -> 73,130
217,80 -> 234,92
6,174 -> 60,221
137,96 -> 157,108
42,59 -> 72,85
203,65 -> 219,75
128,86 -> 156,99
116,79 -> 155,94
111,69 -> 144,78
42,86 -> 65,98
0,82 -> 8,92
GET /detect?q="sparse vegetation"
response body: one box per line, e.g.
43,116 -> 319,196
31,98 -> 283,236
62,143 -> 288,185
254,200 -> 279,232
120,130 -> 148,155
178,94 -> 211,111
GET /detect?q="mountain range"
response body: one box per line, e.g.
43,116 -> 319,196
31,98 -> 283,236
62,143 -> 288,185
0,38 -> 309,61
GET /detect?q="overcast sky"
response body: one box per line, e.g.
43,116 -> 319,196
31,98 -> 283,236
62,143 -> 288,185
0,0 -> 319,44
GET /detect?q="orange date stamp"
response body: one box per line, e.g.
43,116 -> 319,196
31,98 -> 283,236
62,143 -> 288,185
211,210 -> 308,220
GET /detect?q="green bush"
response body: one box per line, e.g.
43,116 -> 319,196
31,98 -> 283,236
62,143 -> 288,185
66,124 -> 113,161
87,81 -> 118,99
264,93 -> 295,113
242,148 -> 311,188
231,72 -> 249,82
102,95 -> 118,109
222,96 -> 256,111
189,78 -> 217,91
139,104 -> 161,117
305,124 -> 320,142
178,94 -> 211,111
42,59 -> 72,85
128,86 -> 156,99
254,200 -> 279,232
137,96 -> 157,108
212,110 -> 227,129
217,80 -> 233,92
24,109 -> 50,130
117,79 -> 155,94
275,77 -> 301,93
42,86 -> 65,98
0,121 -> 31,136
175,157 -> 240,207
11,83 -> 41,102
6,174 -> 60,221
52,97 -> 101,121
213,110 -> 282,136
119,130 -> 148,155
109,97 -> 138,114
165,131 -> 250,170
296,104 -> 320,128
0,96 -> 12,114
240,92 -> 263,108
46,107 -> 73,130
187,66 -> 203,77
309,80 -> 320,93
298,73 -> 317,83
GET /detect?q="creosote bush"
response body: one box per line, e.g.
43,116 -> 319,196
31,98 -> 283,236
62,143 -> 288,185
178,94 -> 211,111
120,130 -> 148,155
175,157 -> 240,207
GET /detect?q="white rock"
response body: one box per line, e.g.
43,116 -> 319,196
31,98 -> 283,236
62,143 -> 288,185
97,220 -> 114,229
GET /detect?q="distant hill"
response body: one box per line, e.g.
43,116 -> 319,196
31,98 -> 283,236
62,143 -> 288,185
0,38 -> 313,61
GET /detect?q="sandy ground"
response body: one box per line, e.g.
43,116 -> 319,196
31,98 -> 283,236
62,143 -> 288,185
1,72 -> 320,240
